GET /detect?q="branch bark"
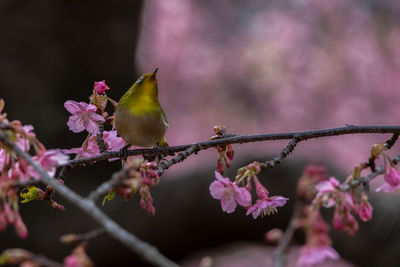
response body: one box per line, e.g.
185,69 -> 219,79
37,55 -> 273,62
61,125 -> 400,168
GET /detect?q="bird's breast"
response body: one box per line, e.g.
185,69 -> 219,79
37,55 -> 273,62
114,108 -> 167,147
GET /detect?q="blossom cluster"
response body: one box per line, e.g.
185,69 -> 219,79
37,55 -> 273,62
102,158 -> 160,216
210,126 -> 234,175
63,81 -> 126,159
0,245 -> 94,267
297,208 -> 339,267
0,99 -> 69,239
209,161 -> 288,219
295,155 -> 400,266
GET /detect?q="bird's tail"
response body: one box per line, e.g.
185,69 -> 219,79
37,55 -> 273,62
157,137 -> 169,147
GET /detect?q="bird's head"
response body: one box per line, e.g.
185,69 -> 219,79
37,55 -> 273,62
136,68 -> 158,86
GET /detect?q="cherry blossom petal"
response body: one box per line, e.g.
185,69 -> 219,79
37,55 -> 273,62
221,193 -> 237,213
234,187 -> 252,207
209,180 -> 226,199
67,115 -> 85,133
64,100 -> 82,114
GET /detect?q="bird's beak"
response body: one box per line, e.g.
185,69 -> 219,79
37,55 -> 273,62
153,68 -> 158,74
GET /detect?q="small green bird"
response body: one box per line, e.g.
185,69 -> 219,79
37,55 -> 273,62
115,68 -> 168,147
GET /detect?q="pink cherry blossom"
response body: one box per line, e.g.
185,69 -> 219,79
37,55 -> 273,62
14,213 -> 28,239
64,255 -> 80,267
103,130 -> 126,151
332,209 -> 343,230
315,176 -> 340,193
63,139 -> 99,158
63,245 -> 93,267
297,245 -> 339,267
32,150 -> 69,178
358,193 -> 373,222
15,125 -> 34,151
246,195 -> 288,219
343,211 -> 359,236
3,202 -> 15,223
94,80 -> 110,94
332,206 -> 359,236
63,131 -> 126,159
64,100 -> 105,135
314,177 -> 341,208
36,149 -> 69,169
254,176 -> 269,199
209,171 -> 251,213
11,159 -> 36,182
376,165 -> 400,193
0,212 -> 6,231
0,149 -> 6,171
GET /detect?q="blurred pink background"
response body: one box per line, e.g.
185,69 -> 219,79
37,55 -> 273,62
134,0 -> 400,177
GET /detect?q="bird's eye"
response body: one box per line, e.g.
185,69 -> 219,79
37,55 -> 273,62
137,76 -> 144,84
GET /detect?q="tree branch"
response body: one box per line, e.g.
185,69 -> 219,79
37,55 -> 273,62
341,153 -> 400,191
157,144 -> 201,176
61,125 -> 400,168
88,167 -> 127,202
0,129 -> 178,267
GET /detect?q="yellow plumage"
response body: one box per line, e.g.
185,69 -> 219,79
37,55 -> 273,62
115,69 -> 168,147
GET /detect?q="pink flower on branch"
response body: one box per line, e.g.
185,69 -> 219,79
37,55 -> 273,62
14,213 -> 28,239
0,211 -> 6,231
297,208 -> 339,267
376,165 -> 400,193
297,245 -> 339,267
63,130 -> 125,158
63,245 -> 94,267
209,171 -> 251,213
15,125 -> 35,152
94,80 -> 110,94
332,207 -> 359,236
246,195 -> 288,219
314,176 -> 343,208
313,176 -> 361,235
64,100 -> 105,135
63,139 -> 99,158
357,192 -> 373,222
246,176 -> 288,219
103,130 -> 126,151
32,149 -> 69,179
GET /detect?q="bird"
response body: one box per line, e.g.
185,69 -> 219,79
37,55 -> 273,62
114,68 -> 168,150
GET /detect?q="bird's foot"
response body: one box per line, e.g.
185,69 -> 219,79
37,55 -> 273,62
119,144 -> 130,159
143,154 -> 156,162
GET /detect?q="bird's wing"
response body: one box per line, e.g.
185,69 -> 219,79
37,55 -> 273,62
160,107 -> 169,128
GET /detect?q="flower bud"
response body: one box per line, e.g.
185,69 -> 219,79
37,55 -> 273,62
0,249 -> 31,265
265,228 -> 283,245
370,143 -> 385,158
358,193 -> 373,222
60,234 -> 81,244
14,214 -> 28,239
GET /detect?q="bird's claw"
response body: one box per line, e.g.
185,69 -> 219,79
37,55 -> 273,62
119,144 -> 130,159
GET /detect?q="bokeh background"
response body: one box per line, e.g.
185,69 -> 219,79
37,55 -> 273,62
1,0 -> 400,266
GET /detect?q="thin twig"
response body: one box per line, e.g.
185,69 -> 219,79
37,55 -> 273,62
260,137 -> 299,169
0,129 -> 179,267
341,153 -> 400,191
60,125 -> 400,168
384,133 -> 399,149
157,144 -> 201,176
96,121 -> 106,153
80,227 -> 106,241
57,165 -> 69,180
32,255 -> 63,267
88,168 -> 128,201
274,202 -> 303,267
